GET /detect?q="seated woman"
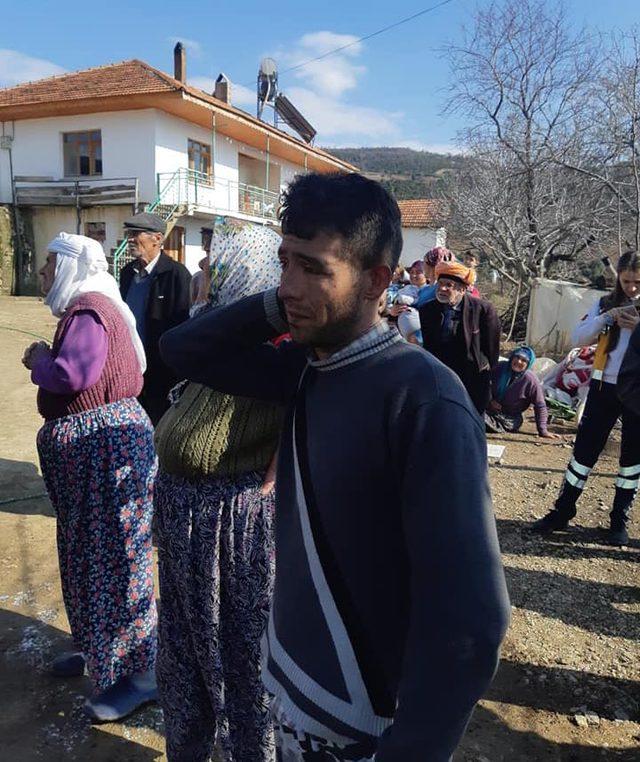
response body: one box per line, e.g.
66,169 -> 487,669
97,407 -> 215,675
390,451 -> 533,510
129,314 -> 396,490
485,346 -> 556,439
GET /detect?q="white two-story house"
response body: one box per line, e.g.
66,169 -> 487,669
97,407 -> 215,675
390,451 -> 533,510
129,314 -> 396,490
0,45 -> 355,293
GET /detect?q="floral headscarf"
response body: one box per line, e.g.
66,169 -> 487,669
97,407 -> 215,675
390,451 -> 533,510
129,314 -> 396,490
209,222 -> 282,307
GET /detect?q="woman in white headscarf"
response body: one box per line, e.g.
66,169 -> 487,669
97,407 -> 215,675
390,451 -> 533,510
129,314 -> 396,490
153,222 -> 283,762
22,233 -> 158,722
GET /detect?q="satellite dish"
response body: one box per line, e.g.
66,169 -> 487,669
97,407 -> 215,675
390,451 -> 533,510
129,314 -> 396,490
257,58 -> 278,118
256,57 -> 317,144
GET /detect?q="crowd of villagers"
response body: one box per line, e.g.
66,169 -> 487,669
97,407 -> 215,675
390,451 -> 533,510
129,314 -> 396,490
19,170 -> 640,762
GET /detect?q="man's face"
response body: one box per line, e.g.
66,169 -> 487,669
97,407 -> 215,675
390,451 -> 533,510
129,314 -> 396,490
278,231 -> 369,349
127,229 -> 162,264
436,277 -> 466,307
464,253 -> 479,269
38,252 -> 57,295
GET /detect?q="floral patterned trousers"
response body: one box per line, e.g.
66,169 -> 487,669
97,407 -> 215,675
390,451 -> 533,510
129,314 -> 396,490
155,470 -> 276,762
37,398 -> 157,692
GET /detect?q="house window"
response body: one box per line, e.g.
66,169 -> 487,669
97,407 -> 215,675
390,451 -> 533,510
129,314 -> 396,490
188,139 -> 211,178
85,221 -> 106,243
63,130 -> 102,177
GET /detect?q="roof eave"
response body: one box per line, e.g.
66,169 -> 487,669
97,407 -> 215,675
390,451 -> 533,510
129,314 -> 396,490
0,88 -> 357,174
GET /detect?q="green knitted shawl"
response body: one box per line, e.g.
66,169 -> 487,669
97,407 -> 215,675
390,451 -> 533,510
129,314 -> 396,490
154,382 -> 282,480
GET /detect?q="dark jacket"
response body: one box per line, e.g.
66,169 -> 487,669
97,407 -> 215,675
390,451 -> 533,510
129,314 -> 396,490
618,322 -> 640,416
419,294 -> 501,412
120,252 -> 191,422
160,289 -> 510,762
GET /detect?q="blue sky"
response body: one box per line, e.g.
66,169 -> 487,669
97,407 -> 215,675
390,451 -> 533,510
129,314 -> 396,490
1,0 -> 639,150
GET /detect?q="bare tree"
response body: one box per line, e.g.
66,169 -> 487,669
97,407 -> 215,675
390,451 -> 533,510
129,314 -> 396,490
442,0 -> 613,290
557,31 -> 640,251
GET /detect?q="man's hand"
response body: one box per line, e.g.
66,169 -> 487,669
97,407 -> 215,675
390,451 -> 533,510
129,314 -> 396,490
22,341 -> 50,370
488,399 -> 502,413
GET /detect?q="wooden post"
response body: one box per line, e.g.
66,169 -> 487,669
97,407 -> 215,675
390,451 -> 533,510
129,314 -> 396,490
266,136 -> 270,193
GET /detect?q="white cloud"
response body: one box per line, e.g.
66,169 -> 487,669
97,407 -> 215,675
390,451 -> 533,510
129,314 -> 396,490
0,49 -> 66,88
287,32 -> 365,99
189,76 -> 255,109
287,86 -> 400,141
168,37 -> 202,56
268,31 -> 402,144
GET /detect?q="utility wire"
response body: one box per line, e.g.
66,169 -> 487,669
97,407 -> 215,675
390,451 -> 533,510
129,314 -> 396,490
242,0 -> 455,86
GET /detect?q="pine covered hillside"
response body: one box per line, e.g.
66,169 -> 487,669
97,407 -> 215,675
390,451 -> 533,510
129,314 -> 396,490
325,147 -> 466,199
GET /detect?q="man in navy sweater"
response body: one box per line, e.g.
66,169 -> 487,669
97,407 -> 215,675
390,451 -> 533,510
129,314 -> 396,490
160,173 -> 510,761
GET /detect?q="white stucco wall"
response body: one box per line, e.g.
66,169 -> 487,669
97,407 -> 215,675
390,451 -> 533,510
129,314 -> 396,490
400,227 -> 446,266
0,110 -> 157,203
30,204 -> 132,271
1,108 -> 309,282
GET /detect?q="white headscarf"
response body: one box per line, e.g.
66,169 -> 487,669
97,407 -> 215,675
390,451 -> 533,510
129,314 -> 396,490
45,232 -> 146,373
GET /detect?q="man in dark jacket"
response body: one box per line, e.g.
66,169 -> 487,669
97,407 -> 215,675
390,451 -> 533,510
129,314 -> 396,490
619,322 -> 640,415
119,212 -> 191,423
160,173 -> 510,762
419,261 -> 501,413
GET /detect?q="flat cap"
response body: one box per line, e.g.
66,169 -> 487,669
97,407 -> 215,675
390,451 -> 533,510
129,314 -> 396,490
123,212 -> 166,235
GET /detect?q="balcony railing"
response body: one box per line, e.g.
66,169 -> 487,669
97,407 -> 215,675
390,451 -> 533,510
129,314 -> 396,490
155,168 -> 280,221
14,176 -> 138,207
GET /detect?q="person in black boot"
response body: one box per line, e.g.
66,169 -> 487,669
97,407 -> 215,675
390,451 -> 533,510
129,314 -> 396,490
532,251 -> 640,546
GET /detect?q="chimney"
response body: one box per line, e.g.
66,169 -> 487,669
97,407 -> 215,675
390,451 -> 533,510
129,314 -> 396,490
174,42 -> 186,83
214,73 -> 232,104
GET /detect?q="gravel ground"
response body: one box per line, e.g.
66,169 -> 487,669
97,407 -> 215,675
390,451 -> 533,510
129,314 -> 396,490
0,297 -> 638,760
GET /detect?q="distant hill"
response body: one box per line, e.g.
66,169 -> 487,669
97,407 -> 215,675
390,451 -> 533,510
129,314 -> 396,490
325,147 -> 466,199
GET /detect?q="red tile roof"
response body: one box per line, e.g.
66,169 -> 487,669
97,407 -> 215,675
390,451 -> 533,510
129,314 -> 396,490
0,60 -> 178,107
0,59 -> 356,173
397,199 -> 445,228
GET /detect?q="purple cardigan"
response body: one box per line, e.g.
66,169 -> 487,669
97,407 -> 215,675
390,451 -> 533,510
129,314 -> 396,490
32,311 -> 108,394
490,363 -> 549,435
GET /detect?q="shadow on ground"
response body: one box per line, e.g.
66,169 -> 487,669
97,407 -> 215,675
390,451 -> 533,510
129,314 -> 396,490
497,518 -> 640,562
0,458 -> 53,517
462,703 -> 639,761
0,608 -> 163,761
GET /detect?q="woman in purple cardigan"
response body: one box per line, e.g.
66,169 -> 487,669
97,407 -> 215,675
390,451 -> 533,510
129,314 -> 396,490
22,233 -> 158,722
485,346 -> 557,439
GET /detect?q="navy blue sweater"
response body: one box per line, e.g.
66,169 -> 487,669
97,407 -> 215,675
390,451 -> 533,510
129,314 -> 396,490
160,288 -> 510,761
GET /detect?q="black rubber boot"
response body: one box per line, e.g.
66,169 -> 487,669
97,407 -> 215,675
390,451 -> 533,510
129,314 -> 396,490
609,496 -> 632,546
607,525 -> 630,546
530,508 -> 575,533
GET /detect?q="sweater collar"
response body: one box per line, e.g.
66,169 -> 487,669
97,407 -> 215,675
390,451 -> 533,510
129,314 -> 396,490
309,320 -> 403,372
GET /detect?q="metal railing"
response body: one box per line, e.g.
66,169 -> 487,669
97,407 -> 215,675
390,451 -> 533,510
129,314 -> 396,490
154,169 -> 280,220
110,168 -> 280,276
14,175 -> 138,207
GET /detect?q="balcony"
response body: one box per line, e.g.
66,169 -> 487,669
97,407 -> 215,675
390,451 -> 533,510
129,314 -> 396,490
14,176 -> 138,207
155,169 -> 280,222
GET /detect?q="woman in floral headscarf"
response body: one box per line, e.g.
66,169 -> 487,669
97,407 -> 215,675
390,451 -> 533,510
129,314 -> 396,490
153,222 -> 282,762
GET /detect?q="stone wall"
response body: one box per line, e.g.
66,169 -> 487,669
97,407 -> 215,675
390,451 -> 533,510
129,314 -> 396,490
0,205 -> 15,295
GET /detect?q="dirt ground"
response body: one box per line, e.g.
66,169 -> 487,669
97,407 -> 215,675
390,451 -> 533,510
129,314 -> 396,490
0,296 -> 638,761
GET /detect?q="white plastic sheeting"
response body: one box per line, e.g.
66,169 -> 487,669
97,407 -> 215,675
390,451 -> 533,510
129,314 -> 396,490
526,278 -> 607,355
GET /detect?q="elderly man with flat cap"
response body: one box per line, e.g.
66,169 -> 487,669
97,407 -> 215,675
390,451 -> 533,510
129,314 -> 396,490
419,261 -> 501,413
119,212 -> 191,423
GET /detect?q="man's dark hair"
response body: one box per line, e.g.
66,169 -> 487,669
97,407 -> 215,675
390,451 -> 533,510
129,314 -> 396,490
279,172 -> 403,271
